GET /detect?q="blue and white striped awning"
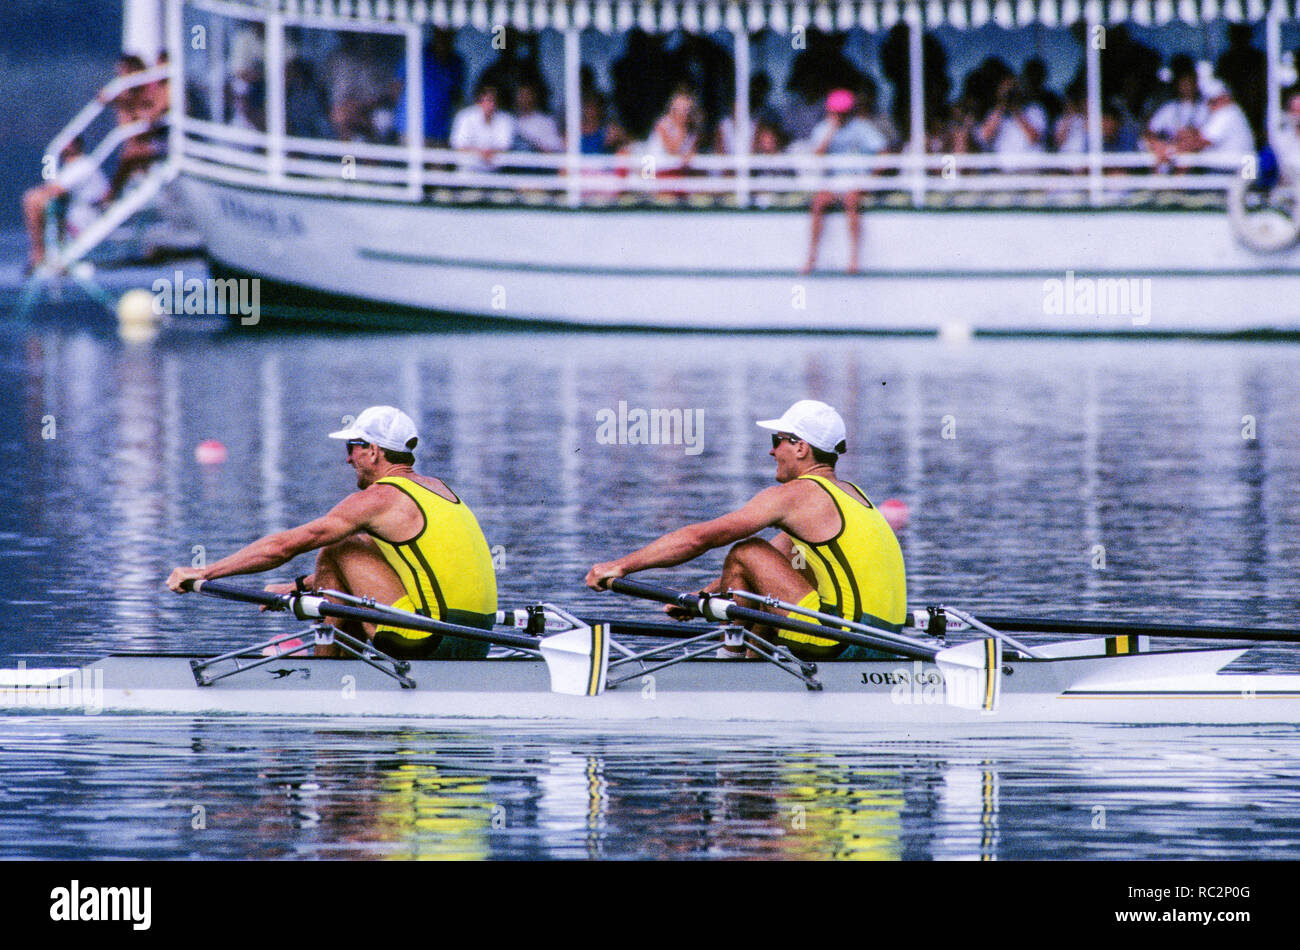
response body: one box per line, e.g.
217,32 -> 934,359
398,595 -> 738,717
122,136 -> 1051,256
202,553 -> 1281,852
211,0 -> 1300,29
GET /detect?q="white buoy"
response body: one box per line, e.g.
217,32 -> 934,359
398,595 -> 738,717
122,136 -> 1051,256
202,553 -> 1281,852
937,321 -> 973,345
116,288 -> 161,344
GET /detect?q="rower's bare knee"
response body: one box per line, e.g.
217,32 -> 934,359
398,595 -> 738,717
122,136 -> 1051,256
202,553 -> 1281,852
315,533 -> 375,574
724,537 -> 777,567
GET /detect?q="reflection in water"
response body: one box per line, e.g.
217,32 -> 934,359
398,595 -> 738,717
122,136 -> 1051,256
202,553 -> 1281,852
3,720 -> 1300,860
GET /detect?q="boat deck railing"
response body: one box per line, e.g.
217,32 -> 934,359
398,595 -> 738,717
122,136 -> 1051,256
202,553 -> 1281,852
179,117 -> 1250,209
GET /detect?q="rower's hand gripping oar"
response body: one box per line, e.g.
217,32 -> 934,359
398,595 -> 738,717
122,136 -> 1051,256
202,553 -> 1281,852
606,577 -> 941,662
184,579 -> 610,696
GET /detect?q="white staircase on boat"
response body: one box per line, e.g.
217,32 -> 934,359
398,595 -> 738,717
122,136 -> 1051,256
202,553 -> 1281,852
38,64 -> 201,275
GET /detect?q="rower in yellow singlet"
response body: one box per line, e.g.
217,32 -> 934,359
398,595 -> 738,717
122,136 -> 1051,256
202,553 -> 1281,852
586,399 -> 906,660
167,405 -> 497,659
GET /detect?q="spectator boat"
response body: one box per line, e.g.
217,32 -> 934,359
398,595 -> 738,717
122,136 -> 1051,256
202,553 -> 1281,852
3,577 -> 1299,725
52,0 -> 1300,333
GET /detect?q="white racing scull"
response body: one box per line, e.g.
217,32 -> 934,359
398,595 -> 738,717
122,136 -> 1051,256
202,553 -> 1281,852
2,577 -> 1298,725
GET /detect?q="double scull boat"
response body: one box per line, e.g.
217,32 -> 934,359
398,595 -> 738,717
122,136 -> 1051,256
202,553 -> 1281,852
3,578 -> 1298,726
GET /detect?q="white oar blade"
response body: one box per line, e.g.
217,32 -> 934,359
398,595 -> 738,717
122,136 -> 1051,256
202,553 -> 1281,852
539,623 -> 609,696
936,638 -> 1002,713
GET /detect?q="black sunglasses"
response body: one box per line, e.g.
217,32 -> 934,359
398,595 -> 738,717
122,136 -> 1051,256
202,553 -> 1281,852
771,433 -> 802,449
345,439 -> 370,454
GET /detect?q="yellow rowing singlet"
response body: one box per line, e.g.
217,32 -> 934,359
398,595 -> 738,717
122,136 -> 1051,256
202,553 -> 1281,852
369,476 -> 498,630
785,475 -> 907,652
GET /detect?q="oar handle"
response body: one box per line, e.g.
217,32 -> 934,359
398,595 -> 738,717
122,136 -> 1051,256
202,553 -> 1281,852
187,577 -> 290,609
607,577 -> 708,612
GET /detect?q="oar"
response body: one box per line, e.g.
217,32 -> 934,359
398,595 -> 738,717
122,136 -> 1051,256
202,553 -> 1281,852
184,579 -> 609,695
975,613 -> 1300,645
188,578 -> 542,651
605,577 -> 940,661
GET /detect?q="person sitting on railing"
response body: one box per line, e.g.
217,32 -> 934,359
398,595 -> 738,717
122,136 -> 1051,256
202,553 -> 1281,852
100,54 -> 149,124
511,77 -> 563,154
1154,69 -> 1254,169
977,75 -> 1048,170
107,52 -> 170,201
450,81 -> 515,172
803,89 -> 888,275
21,137 -> 109,273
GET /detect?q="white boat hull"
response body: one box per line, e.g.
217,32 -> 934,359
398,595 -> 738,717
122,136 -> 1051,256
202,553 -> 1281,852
5,651 -> 1300,726
179,174 -> 1300,335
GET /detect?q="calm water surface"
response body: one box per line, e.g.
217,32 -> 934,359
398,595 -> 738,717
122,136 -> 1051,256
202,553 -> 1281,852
1,321 -> 1299,859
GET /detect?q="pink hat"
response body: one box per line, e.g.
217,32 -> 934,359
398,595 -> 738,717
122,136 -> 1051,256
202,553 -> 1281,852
826,89 -> 855,113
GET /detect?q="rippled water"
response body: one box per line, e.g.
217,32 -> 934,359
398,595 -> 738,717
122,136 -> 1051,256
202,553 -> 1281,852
1,322 -> 1299,859
3,718 -> 1300,860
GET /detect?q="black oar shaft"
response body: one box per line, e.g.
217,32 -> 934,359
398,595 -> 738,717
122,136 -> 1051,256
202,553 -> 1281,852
978,614 -> 1300,644
188,578 -> 543,651
608,577 -> 939,661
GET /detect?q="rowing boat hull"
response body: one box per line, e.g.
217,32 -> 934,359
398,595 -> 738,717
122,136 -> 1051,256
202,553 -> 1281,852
5,651 -> 1300,725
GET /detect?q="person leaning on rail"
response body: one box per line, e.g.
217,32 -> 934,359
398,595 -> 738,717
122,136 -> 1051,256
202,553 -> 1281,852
586,399 -> 907,660
166,406 -> 497,659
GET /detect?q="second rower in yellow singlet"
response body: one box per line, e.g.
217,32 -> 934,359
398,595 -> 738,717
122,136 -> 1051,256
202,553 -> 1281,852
586,399 -> 906,659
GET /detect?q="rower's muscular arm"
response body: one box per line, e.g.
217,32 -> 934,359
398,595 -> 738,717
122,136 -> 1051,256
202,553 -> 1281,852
586,486 -> 789,588
166,489 -> 386,592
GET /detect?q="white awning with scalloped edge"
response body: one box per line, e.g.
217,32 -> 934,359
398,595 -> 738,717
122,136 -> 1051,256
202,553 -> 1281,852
216,0 -> 1300,30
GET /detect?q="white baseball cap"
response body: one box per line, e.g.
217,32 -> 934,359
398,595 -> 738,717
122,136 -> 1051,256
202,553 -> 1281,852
1197,61 -> 1228,100
329,406 -> 419,453
756,400 -> 847,454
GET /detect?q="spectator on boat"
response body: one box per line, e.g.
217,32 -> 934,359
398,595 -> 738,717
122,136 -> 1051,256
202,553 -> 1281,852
852,75 -> 899,152
229,68 -> 266,132
879,23 -> 951,145
977,75 -> 1048,169
586,399 -> 907,663
713,73 -> 783,157
477,28 -> 541,114
645,87 -> 701,171
100,54 -> 149,124
1055,90 -> 1141,160
1159,70 -> 1254,165
512,77 -> 563,154
1054,82 -> 1088,156
612,29 -> 672,141
664,32 -> 736,135
1274,85 -> 1300,178
1022,58 -> 1063,135
804,89 -> 888,275
1216,23 -> 1266,149
450,81 -> 515,171
285,56 -> 331,139
106,52 -> 171,201
394,29 -> 465,147
167,407 -> 498,661
934,96 -> 981,156
579,92 -> 627,155
1144,55 -> 1208,161
21,137 -> 110,273
326,33 -> 395,142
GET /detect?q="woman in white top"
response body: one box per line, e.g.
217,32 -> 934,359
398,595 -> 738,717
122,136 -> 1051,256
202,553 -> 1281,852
645,88 -> 699,170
